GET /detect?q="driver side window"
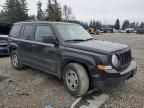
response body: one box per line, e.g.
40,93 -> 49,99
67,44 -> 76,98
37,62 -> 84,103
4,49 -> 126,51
35,25 -> 54,42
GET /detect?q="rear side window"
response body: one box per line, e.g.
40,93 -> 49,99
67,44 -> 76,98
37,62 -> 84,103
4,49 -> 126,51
22,25 -> 35,40
9,24 -> 21,37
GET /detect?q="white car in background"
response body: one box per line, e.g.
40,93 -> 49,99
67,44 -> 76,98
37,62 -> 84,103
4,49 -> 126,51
0,34 -> 9,55
125,28 -> 135,33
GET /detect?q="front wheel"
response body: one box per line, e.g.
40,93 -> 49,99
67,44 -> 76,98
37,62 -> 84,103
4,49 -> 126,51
63,63 -> 89,97
11,50 -> 23,70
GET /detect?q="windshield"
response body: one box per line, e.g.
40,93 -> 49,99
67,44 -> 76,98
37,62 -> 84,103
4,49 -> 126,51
55,24 -> 93,41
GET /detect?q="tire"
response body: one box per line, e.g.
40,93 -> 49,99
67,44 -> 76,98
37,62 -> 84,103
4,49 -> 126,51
10,50 -> 23,70
63,63 -> 89,97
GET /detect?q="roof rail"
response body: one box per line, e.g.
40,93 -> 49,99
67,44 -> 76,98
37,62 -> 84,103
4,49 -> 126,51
24,20 -> 37,22
16,20 -> 37,23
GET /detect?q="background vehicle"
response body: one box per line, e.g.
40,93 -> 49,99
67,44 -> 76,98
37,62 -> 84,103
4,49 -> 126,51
9,21 -> 137,97
0,23 -> 12,55
136,28 -> 144,34
88,28 -> 99,35
125,28 -> 135,33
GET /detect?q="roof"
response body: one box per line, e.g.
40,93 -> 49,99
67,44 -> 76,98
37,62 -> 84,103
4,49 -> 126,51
15,21 -> 75,25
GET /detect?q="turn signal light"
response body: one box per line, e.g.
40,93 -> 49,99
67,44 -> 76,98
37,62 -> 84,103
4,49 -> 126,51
97,65 -> 112,70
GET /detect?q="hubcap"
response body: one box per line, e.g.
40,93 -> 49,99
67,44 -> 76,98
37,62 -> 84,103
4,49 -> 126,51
66,70 -> 78,91
12,54 -> 18,67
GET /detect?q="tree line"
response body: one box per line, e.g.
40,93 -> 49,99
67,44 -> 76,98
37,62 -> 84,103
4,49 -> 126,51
0,0 -> 75,23
1,0 -> 29,23
0,0 -> 144,30
114,19 -> 144,30
81,19 -> 144,30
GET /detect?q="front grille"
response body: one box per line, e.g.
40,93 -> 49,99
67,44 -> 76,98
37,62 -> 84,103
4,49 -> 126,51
116,49 -> 132,70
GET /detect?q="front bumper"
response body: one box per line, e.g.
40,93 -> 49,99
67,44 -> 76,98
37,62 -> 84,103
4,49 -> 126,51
92,61 -> 137,90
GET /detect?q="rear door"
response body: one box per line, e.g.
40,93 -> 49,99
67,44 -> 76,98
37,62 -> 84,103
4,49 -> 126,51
31,24 -> 61,75
9,24 -> 22,54
19,24 -> 36,65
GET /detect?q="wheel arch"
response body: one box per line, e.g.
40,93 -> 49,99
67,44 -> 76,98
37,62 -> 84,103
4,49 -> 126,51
9,43 -> 18,53
60,57 -> 95,79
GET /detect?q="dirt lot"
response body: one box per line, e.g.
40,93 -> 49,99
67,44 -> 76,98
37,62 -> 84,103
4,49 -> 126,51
96,33 -> 144,108
0,33 -> 144,108
0,60 -> 75,108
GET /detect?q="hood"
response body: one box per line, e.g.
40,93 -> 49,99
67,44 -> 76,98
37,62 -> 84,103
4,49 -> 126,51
65,39 -> 128,55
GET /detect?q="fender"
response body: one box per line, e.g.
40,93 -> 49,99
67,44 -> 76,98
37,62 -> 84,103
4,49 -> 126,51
59,48 -> 105,78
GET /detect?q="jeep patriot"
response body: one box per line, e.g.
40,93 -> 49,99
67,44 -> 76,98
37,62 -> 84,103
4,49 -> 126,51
8,21 -> 137,97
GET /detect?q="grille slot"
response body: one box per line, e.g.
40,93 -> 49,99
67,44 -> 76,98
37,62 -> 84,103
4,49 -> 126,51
116,49 -> 132,70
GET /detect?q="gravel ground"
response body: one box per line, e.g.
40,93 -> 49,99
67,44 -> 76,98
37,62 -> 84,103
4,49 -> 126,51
0,57 -> 75,108
95,33 -> 144,108
0,33 -> 144,108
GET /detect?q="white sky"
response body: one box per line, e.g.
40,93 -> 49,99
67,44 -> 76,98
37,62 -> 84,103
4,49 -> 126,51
0,0 -> 144,24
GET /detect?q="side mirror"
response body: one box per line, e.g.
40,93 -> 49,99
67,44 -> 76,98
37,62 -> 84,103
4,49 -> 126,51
42,36 -> 58,44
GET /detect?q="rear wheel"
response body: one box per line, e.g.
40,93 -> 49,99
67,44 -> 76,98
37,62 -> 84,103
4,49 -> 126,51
63,63 -> 89,97
11,50 -> 23,70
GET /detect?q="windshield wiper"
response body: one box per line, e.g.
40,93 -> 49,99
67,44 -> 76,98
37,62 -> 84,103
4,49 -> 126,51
84,38 -> 95,41
65,39 -> 85,42
65,38 -> 95,42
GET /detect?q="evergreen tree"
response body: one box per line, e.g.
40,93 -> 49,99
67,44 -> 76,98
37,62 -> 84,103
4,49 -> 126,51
80,21 -> 89,29
114,19 -> 120,30
53,0 -> 61,21
129,22 -> 136,28
122,20 -> 130,30
0,10 -> 9,23
20,0 -> 28,20
37,1 -> 43,20
95,21 -> 102,29
4,0 -> 29,22
93,20 -> 95,28
89,20 -> 101,29
140,22 -> 144,28
89,20 -> 93,28
0,10 -> 7,16
45,0 -> 61,21
4,0 -> 21,22
135,22 -> 139,28
29,15 -> 36,20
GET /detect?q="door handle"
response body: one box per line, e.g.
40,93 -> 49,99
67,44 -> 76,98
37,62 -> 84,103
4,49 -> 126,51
32,44 -> 38,47
17,41 -> 21,44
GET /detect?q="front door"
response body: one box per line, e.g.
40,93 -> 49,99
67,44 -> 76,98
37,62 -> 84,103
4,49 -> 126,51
31,24 -> 61,75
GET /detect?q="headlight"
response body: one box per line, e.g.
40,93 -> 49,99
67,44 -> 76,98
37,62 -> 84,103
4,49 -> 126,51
112,54 -> 119,67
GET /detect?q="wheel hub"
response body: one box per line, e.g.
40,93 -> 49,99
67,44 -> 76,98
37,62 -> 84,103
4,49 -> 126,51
12,54 -> 18,67
66,70 -> 78,91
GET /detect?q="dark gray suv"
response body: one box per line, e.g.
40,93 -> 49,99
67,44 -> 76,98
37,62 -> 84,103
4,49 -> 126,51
9,21 -> 137,97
